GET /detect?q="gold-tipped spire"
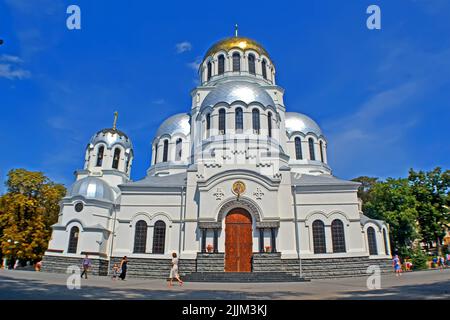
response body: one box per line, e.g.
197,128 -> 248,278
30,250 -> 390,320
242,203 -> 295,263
113,111 -> 118,130
235,24 -> 238,37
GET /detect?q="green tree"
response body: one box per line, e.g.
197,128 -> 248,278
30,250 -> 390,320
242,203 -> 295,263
364,178 -> 419,257
408,167 -> 450,253
351,176 -> 378,211
0,169 -> 66,263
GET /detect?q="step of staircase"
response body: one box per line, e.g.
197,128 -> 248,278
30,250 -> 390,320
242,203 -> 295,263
182,272 -> 309,283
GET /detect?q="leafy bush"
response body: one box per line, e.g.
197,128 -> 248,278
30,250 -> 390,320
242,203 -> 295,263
410,247 -> 428,270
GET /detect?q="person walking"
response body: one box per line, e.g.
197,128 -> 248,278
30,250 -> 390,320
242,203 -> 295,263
168,252 -> 183,287
439,256 -> 445,270
119,256 -> 128,281
393,255 -> 402,276
80,254 -> 91,279
111,263 -> 119,280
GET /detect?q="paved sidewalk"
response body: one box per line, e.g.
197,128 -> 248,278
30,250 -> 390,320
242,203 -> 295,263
0,269 -> 449,300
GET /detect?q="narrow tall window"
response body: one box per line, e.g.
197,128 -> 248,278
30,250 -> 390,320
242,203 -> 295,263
68,226 -> 79,254
96,146 -> 104,167
152,220 -> 166,254
383,228 -> 389,255
112,148 -> 121,169
219,109 -> 226,135
153,144 -> 158,164
232,53 -> 240,72
262,59 -> 267,79
133,220 -> 147,253
320,140 -> 324,162
206,113 -> 211,138
207,62 -> 212,80
308,138 -> 316,160
252,109 -> 260,134
295,137 -> 303,160
248,54 -> 256,75
175,138 -> 182,161
367,227 -> 378,255
162,140 -> 169,162
218,55 -> 225,75
235,107 -> 243,133
267,112 -> 272,138
312,220 -> 326,254
331,219 -> 346,253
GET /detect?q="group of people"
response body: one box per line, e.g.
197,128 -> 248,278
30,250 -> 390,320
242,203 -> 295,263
431,254 -> 449,269
392,252 -> 450,275
80,252 -> 183,286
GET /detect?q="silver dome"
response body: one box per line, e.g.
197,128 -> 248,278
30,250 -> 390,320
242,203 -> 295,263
90,128 -> 133,150
201,81 -> 275,110
285,112 -> 323,137
69,177 -> 115,202
155,113 -> 191,138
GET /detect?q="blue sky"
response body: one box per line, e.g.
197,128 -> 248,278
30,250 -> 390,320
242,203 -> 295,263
0,0 -> 449,193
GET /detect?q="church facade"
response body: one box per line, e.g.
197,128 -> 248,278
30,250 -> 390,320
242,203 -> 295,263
43,34 -> 392,279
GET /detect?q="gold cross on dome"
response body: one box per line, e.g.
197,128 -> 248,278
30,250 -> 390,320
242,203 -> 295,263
113,111 -> 118,130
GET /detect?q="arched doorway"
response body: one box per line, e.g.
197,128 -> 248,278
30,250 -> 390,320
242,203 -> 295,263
225,208 -> 253,272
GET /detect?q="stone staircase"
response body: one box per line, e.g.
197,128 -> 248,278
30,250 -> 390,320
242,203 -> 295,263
183,272 -> 308,282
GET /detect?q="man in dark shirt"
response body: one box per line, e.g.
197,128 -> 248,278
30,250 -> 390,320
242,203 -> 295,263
80,254 -> 91,279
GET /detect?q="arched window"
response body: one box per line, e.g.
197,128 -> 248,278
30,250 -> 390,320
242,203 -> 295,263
112,148 -> 121,169
152,220 -> 166,254
312,220 -> 326,254
331,219 -> 346,253
207,61 -> 212,80
235,107 -> 243,133
367,227 -> 378,255
383,228 -> 389,255
67,226 -> 79,254
262,59 -> 267,79
175,138 -> 182,161
218,55 -> 225,75
267,112 -> 272,138
252,109 -> 260,134
162,140 -> 169,162
133,220 -> 147,253
308,138 -> 316,160
206,113 -> 211,138
320,141 -> 324,162
96,146 -> 104,167
295,137 -> 303,160
248,54 -> 256,75
125,156 -> 130,173
232,52 -> 240,72
219,109 -> 226,135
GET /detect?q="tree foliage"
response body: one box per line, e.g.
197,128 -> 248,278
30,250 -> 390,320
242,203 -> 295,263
0,169 -> 66,262
364,178 -> 419,256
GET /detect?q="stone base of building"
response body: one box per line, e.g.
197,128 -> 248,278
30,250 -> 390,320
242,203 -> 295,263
41,254 -> 392,280
282,257 -> 392,279
41,254 -> 109,276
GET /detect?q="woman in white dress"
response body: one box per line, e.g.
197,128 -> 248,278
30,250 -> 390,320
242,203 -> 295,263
168,252 -> 183,287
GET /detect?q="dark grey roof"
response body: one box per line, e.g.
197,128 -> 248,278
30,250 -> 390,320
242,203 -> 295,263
120,172 -> 187,188
291,173 -> 361,187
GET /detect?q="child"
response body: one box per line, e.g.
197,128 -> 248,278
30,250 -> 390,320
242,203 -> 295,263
111,263 -> 120,280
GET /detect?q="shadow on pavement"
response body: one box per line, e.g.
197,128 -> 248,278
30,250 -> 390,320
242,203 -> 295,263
0,274 -> 312,300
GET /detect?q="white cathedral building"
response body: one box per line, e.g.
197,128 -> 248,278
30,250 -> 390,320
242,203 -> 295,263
43,34 -> 392,279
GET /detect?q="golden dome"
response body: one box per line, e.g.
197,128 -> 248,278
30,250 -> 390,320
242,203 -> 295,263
204,36 -> 270,60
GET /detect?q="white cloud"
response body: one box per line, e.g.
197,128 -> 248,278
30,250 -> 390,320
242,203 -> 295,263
187,56 -> 202,71
176,41 -> 192,54
0,64 -> 31,79
0,54 -> 23,63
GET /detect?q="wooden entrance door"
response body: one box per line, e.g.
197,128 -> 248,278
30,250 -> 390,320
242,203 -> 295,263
225,208 -> 253,272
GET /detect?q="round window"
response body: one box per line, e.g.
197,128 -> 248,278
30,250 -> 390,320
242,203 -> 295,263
75,202 -> 84,212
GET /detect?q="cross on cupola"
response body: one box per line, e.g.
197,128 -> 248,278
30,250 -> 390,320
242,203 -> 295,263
235,24 -> 238,37
113,111 -> 119,130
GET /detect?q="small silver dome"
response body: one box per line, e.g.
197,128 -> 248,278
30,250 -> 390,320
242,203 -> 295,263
69,177 -> 115,202
285,112 -> 323,137
90,128 -> 133,150
201,81 -> 275,110
155,113 -> 191,138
